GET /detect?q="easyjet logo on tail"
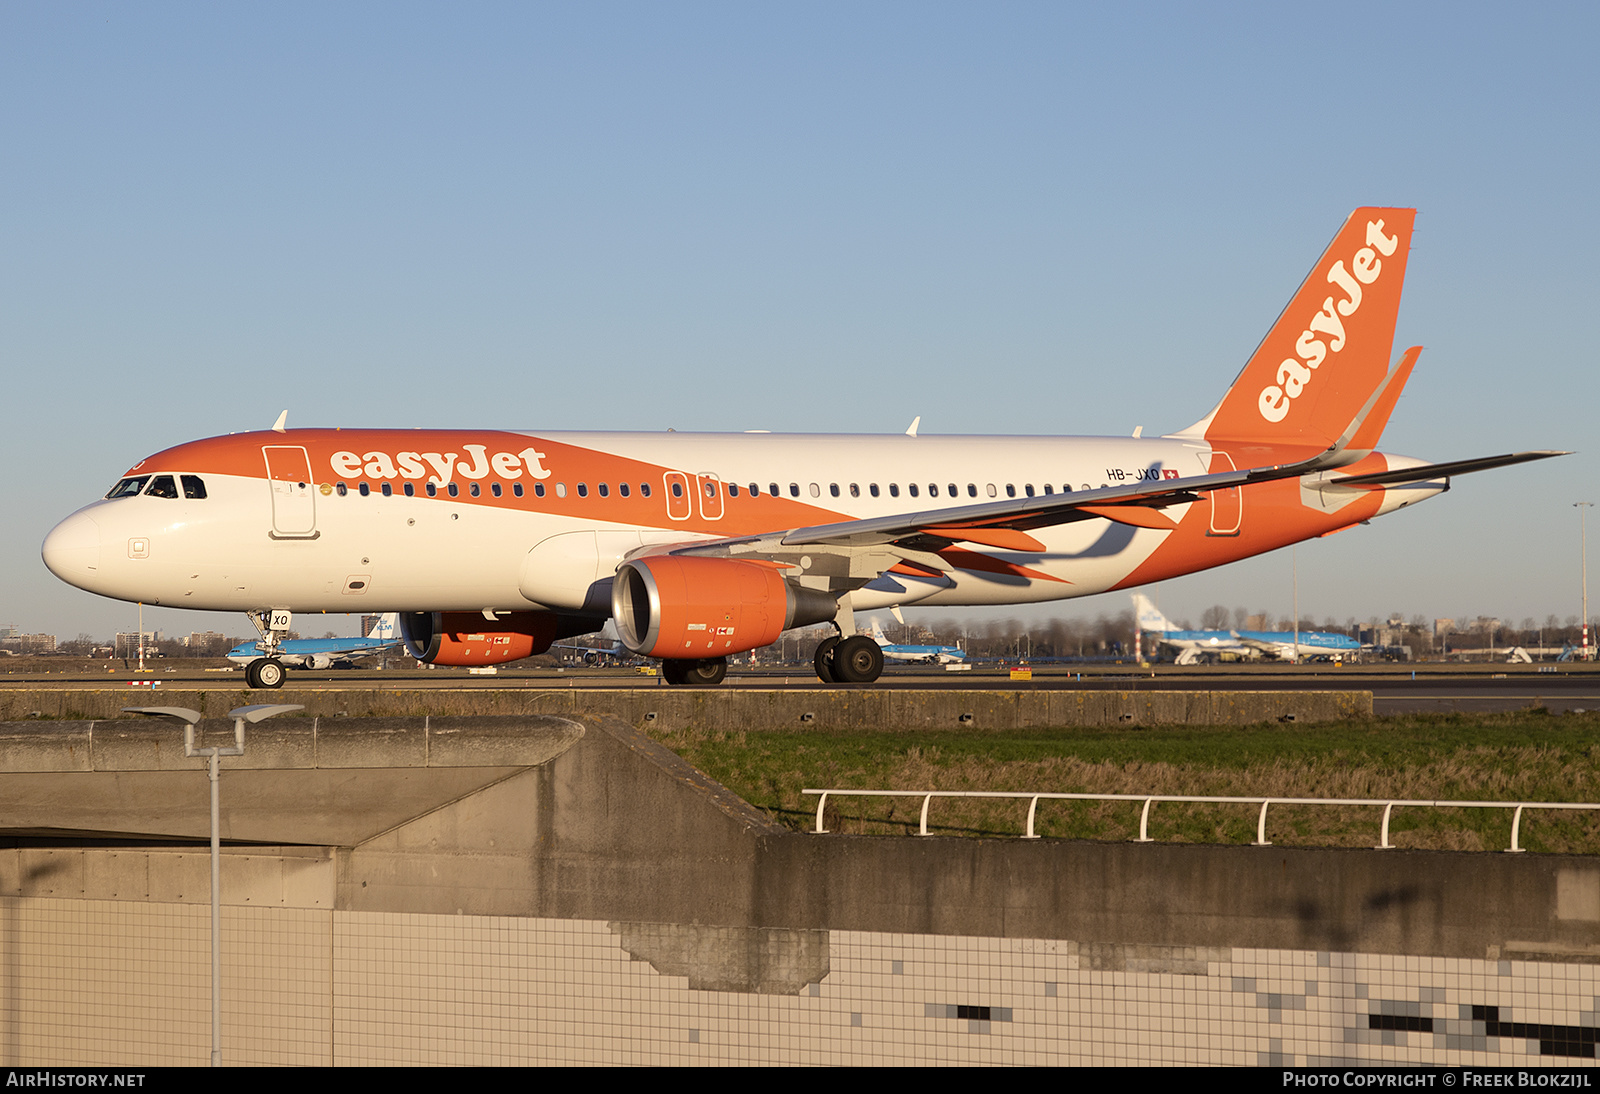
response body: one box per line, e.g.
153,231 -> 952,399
1257,219 -> 1400,423
328,445 -> 552,485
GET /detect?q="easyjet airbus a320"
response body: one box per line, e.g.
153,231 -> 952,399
43,209 -> 1560,688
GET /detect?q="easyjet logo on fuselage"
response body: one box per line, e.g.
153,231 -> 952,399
329,445 -> 552,486
1257,219 -> 1399,424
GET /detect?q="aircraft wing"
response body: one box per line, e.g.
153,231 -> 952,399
1229,632 -> 1290,657
707,450 -> 1565,556
660,446 -> 1352,575
1327,451 -> 1567,487
630,446 -> 1569,609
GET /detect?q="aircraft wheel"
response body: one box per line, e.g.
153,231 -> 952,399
254,658 -> 286,689
660,659 -> 689,686
243,660 -> 261,688
831,636 -> 884,684
684,658 -> 727,686
813,637 -> 840,683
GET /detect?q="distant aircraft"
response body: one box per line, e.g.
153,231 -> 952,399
866,618 -> 965,664
1132,595 -> 1361,664
553,621 -> 631,665
226,613 -> 400,683
45,208 -> 1563,689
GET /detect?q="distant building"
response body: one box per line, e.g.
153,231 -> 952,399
114,631 -> 160,657
0,634 -> 57,654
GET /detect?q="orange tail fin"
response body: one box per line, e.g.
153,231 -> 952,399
1184,208 -> 1416,455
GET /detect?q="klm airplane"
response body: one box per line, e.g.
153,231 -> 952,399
867,618 -> 965,664
1132,595 -> 1361,664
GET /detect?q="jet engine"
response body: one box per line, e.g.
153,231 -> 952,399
400,610 -> 560,666
612,556 -> 836,659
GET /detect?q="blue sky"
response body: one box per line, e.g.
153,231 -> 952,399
4,2 -> 1596,639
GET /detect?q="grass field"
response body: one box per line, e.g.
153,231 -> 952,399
645,710 -> 1600,853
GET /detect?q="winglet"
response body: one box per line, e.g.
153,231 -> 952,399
1346,345 -> 1421,452
271,410 -> 288,433
906,416 -> 921,438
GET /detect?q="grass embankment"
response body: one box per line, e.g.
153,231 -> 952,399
645,710 -> 1600,852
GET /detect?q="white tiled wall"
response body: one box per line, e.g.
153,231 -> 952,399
1,897 -> 1595,1066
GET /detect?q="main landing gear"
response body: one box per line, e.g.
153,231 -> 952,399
814,634 -> 884,685
660,657 -> 728,686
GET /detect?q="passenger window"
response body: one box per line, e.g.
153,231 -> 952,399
426,483 -> 438,497
928,484 -> 938,497
1043,484 -> 1053,495
986,484 -> 997,497
382,483 -> 392,497
598,483 -> 609,497
670,481 -> 682,498
889,484 -> 899,497
447,483 -> 459,497
770,483 -> 780,497
1006,484 -> 1016,497
619,483 -> 630,498
849,483 -> 859,498
948,484 -> 957,498
556,483 -> 568,498
789,483 -> 799,497
909,484 -> 919,498
181,475 -> 208,499
968,484 -> 977,497
534,483 -> 544,497
704,481 -> 717,499
1025,484 -> 1035,497
404,484 -> 415,497
829,483 -> 839,498
870,484 -> 880,497
576,483 -> 588,498
809,483 -> 820,498
145,475 -> 179,499
469,483 -> 480,497
749,483 -> 760,496
106,477 -> 150,499
640,483 -> 651,498
359,482 -> 371,497
490,482 -> 501,497
336,482 -> 348,497
515,484 -> 526,497
727,483 -> 739,498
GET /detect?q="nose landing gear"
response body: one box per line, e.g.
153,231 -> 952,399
244,657 -> 286,689
243,608 -> 293,689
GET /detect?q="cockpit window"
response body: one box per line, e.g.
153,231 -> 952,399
106,477 -> 150,499
181,475 -> 207,499
144,475 -> 179,499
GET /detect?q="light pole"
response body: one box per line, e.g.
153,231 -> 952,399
1578,503 -> 1593,661
124,703 -> 304,1066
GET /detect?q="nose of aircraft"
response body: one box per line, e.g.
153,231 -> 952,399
42,510 -> 103,590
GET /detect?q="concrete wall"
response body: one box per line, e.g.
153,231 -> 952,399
0,711 -> 1586,964
0,685 -> 1370,726
0,712 -> 1597,1065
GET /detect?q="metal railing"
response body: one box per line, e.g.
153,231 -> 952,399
800,788 -> 1600,852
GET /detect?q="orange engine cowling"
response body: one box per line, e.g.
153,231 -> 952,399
612,556 -> 836,658
400,610 -> 560,666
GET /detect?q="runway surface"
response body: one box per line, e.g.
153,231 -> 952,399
5,661 -> 1599,715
